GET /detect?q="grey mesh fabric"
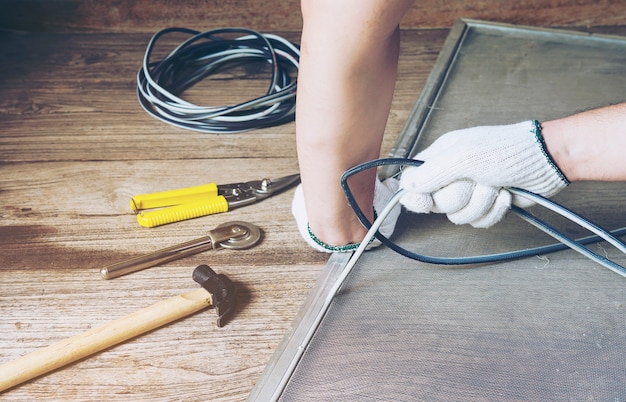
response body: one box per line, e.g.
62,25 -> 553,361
256,21 -> 626,401
281,212 -> 626,400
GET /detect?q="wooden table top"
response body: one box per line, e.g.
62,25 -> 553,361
2,25 -> 624,400
0,28 -> 442,400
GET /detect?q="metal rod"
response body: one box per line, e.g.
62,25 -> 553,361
100,236 -> 216,279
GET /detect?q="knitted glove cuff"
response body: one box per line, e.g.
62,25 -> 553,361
292,177 -> 401,253
531,120 -> 570,186
306,212 -> 377,253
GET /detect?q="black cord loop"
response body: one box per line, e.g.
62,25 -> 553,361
341,158 -> 626,268
137,27 -> 300,133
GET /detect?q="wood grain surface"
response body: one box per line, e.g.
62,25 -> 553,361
1,0 -> 624,33
0,28 -> 440,400
2,13 -> 625,400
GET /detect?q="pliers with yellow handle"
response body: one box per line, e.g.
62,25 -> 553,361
130,173 -> 300,228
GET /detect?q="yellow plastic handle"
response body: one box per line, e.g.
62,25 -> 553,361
130,183 -> 219,212
136,196 -> 229,228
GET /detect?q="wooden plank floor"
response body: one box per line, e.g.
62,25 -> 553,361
0,29 -> 442,400
2,24 -> 625,400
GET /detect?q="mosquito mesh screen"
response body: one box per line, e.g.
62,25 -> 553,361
282,213 -> 626,400
253,20 -> 626,401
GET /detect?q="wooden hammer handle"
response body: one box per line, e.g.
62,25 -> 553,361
0,287 -> 212,392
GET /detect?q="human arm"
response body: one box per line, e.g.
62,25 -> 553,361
399,102 -> 626,227
542,102 -> 626,182
294,0 -> 414,248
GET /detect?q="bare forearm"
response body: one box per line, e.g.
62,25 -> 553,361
296,0 -> 412,245
542,102 -> 626,182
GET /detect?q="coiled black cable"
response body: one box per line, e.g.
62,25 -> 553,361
137,27 -> 299,133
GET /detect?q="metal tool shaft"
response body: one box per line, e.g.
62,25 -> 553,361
100,237 -> 214,279
100,224 -> 247,279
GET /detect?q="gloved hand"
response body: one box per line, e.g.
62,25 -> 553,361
292,177 -> 401,252
399,120 -> 570,228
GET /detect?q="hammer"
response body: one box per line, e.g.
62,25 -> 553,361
0,265 -> 235,393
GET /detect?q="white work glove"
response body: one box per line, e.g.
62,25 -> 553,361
400,120 -> 570,228
292,177 -> 401,252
